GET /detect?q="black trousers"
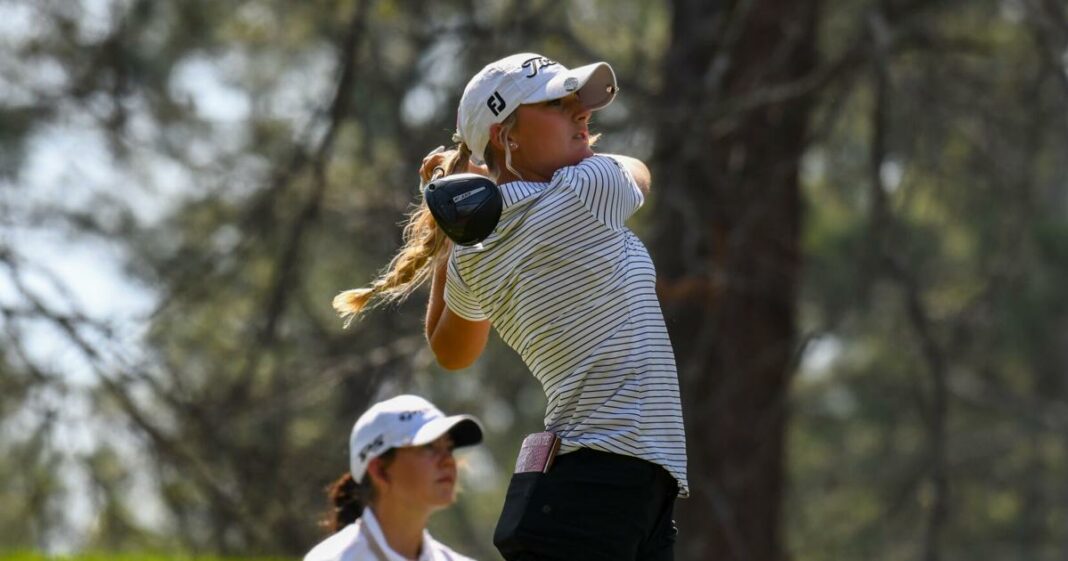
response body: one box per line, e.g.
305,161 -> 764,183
493,448 -> 679,561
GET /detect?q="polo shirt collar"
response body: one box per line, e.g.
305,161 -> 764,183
361,507 -> 435,561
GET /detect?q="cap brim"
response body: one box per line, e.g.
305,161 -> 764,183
524,62 -> 618,110
411,414 -> 484,448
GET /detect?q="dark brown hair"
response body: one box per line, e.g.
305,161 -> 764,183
320,450 -> 397,533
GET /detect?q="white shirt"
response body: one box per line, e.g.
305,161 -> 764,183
444,155 -> 689,497
303,507 -> 477,561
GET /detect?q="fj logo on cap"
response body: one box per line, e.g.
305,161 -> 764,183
487,91 -> 506,116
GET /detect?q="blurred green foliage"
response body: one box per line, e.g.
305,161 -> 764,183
1,0 -> 1067,560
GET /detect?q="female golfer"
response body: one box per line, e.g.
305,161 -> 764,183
304,394 -> 483,561
334,53 -> 688,560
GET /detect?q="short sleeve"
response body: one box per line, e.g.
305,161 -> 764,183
558,155 -> 644,229
443,251 -> 488,321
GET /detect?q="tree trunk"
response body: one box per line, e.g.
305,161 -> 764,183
650,1 -> 819,559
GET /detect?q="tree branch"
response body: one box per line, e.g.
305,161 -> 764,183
863,9 -> 950,557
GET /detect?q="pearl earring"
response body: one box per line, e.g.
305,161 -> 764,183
509,142 -> 518,150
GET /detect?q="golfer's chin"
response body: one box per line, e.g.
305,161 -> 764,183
565,146 -> 595,166
428,486 -> 457,509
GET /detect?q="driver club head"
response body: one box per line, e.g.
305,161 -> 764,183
424,173 -> 502,246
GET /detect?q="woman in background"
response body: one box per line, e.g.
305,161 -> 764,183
305,394 -> 484,561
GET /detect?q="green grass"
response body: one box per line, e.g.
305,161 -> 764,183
0,553 -> 290,561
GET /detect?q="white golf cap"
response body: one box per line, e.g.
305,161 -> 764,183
456,53 -> 618,165
349,394 -> 484,482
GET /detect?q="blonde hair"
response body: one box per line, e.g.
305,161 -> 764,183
331,144 -> 465,325
332,113 -> 526,326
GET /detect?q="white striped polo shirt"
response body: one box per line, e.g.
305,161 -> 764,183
444,155 -> 689,497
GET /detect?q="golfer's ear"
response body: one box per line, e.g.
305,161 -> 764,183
488,123 -> 506,151
367,457 -> 390,487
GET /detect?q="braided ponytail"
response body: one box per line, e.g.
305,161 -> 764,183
332,143 -> 473,326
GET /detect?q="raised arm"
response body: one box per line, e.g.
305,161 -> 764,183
608,154 -> 651,197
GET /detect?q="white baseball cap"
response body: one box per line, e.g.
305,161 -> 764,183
349,394 -> 484,482
456,53 -> 618,165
